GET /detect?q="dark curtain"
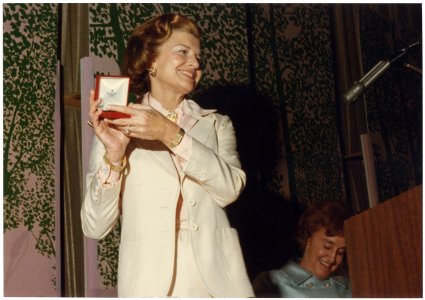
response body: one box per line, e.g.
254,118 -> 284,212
60,3 -> 88,297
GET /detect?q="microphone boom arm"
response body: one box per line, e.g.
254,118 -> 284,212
342,40 -> 421,104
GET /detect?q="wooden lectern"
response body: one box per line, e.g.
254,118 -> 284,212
344,185 -> 422,297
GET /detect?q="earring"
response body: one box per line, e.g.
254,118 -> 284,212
148,66 -> 157,77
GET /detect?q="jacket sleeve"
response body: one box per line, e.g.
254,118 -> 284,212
80,136 -> 122,240
182,114 -> 246,208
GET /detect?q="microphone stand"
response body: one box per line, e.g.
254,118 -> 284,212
342,41 -> 421,104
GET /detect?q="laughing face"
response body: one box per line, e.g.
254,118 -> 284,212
300,228 -> 346,280
150,30 -> 202,98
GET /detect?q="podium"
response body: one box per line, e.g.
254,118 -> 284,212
344,185 -> 422,297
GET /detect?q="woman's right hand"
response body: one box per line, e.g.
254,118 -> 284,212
88,90 -> 130,162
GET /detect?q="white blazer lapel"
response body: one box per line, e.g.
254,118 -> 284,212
182,99 -> 216,146
130,97 -> 216,177
188,117 -> 215,147
130,139 -> 178,179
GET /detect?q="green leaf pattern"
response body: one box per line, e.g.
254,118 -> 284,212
252,4 -> 344,203
274,4 -> 343,202
3,3 -> 58,288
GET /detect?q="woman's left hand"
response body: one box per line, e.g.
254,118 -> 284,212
104,103 -> 181,146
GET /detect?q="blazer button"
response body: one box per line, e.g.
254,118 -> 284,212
191,223 -> 199,231
94,187 -> 100,198
189,199 -> 196,206
307,282 -> 314,289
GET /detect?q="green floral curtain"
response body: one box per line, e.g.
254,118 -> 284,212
3,3 -> 60,295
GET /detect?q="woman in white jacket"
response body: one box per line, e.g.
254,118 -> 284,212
81,13 -> 254,297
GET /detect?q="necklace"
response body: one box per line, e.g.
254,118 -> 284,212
166,111 -> 178,123
148,93 -> 178,122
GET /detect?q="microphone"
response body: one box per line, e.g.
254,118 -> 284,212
342,41 -> 421,104
342,60 -> 390,104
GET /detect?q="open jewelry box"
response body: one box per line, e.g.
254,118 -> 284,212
95,75 -> 131,119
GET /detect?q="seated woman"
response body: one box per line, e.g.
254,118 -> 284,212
253,201 -> 354,298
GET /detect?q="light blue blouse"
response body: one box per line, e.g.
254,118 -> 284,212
253,260 -> 352,298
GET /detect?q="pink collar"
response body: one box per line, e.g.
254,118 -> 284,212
141,93 -> 216,131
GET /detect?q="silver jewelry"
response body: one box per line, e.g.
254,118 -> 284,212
124,125 -> 131,135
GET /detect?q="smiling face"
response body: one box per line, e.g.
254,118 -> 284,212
300,228 -> 346,280
150,30 -> 202,100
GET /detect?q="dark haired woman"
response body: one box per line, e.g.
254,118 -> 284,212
253,201 -> 353,298
81,13 -> 253,297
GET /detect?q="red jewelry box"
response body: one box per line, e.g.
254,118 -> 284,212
95,75 -> 131,119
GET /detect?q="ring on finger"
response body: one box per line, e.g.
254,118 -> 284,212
124,125 -> 134,135
124,125 -> 130,135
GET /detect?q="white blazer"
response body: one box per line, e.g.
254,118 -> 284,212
81,101 -> 254,297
